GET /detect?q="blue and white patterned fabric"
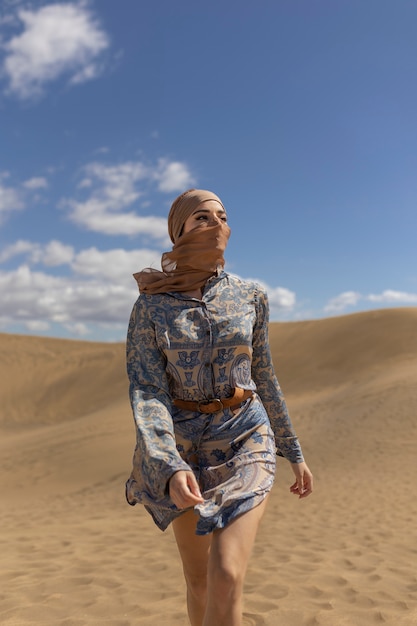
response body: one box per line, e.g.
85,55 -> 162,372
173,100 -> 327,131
125,271 -> 304,534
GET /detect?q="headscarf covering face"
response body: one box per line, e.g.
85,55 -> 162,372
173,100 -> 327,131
168,188 -> 225,243
134,189 -> 231,294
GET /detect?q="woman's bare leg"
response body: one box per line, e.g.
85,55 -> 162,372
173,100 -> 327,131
203,498 -> 269,626
172,510 -> 212,626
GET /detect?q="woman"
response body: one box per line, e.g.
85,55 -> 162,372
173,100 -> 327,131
125,189 -> 313,626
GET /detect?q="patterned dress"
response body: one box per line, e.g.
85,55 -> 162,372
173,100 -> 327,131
125,272 -> 304,535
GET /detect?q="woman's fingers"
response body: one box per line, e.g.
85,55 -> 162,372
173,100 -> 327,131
169,470 -> 204,509
289,462 -> 314,499
185,471 -> 204,500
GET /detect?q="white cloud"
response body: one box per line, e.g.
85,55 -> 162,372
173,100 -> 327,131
43,240 -> 75,266
63,322 -> 90,336
82,161 -> 148,206
0,239 -> 160,277
0,239 -> 74,266
77,177 -> 93,189
324,289 -> 417,314
72,246 -> 161,281
0,241 -> 291,338
26,319 -> 50,332
156,159 -> 196,193
0,239 -> 35,262
324,291 -> 361,313
367,289 -> 417,304
69,61 -> 101,85
267,286 -> 296,311
0,264 -> 136,336
63,158 -> 194,239
3,236 -> 417,339
237,276 -> 296,317
2,3 -> 109,99
23,176 -> 48,189
69,201 -> 170,238
0,241 -> 163,337
0,176 -> 24,221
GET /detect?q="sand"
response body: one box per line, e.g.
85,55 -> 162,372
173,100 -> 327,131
1,307 -> 417,625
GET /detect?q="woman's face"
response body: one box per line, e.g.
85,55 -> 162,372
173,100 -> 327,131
181,200 -> 228,236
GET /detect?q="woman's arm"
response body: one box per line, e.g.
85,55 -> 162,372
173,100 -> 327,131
251,287 -> 304,464
126,295 -> 190,503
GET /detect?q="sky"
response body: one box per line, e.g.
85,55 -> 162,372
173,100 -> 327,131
1,0 -> 417,342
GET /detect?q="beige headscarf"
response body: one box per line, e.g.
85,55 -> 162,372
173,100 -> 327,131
134,189 -> 231,294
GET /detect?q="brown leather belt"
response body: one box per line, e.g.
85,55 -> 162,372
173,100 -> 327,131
173,388 -> 253,414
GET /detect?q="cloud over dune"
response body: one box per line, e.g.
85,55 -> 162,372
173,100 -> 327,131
0,263 -> 135,335
368,289 -> 417,304
325,289 -> 417,314
324,291 -> 361,313
0,240 -> 298,338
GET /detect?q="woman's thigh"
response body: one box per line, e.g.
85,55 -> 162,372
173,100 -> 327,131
172,510 -> 212,578
208,497 -> 269,580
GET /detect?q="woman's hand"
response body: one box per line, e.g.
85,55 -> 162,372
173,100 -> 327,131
289,461 -> 313,499
168,470 -> 204,509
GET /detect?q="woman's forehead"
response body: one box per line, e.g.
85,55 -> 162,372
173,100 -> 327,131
192,200 -> 226,213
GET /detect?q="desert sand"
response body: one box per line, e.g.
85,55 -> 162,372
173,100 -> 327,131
1,307 -> 417,626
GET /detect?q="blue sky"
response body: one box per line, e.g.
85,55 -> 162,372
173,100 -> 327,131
1,0 -> 416,341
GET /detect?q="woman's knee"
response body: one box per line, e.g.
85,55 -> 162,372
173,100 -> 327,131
208,559 -> 244,601
184,568 -> 208,602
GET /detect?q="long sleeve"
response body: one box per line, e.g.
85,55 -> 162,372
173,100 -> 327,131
251,288 -> 304,463
125,295 -> 190,507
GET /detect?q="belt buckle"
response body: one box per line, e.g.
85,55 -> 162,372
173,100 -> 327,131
198,398 -> 223,413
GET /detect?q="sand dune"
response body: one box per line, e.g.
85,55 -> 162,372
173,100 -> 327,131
0,335 -> 126,426
1,308 -> 417,625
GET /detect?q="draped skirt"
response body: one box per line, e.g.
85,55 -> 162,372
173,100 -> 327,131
138,393 -> 277,536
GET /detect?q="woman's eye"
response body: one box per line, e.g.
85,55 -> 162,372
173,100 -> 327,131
194,214 -> 227,222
